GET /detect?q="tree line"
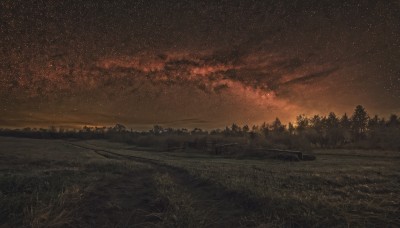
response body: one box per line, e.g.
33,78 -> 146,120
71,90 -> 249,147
0,105 -> 399,150
219,105 -> 399,150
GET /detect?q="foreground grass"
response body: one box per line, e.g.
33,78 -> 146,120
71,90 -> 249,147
1,137 -> 399,227
0,137 -> 155,227
167,159 -> 400,226
153,172 -> 209,227
82,140 -> 400,226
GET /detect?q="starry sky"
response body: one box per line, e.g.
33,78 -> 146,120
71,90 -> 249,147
1,0 -> 399,129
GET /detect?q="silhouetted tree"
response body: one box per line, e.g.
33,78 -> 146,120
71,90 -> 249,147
387,114 -> 399,128
368,115 -> 380,130
296,114 -> 309,133
260,122 -> 269,137
339,113 -> 352,143
210,129 -> 221,135
271,118 -> 285,133
340,113 -> 351,129
326,112 -> 339,129
151,125 -> 163,135
288,122 -> 295,135
242,125 -> 249,134
191,128 -> 206,135
310,115 -> 323,133
231,123 -> 241,136
113,124 -> 126,132
325,112 -> 343,147
351,105 -> 369,140
304,115 -> 324,146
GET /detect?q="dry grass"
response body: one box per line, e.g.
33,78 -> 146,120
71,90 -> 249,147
0,137 -> 150,227
1,137 -> 399,227
25,184 -> 83,227
84,140 -> 400,226
153,172 -> 211,227
160,150 -> 400,226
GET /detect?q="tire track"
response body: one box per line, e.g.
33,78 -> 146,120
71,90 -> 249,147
67,142 -> 160,164
66,141 -> 263,227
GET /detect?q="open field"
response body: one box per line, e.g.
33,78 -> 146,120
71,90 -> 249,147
1,137 -> 399,227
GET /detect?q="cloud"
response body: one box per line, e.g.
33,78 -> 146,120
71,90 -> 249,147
0,47 -> 341,103
279,67 -> 339,87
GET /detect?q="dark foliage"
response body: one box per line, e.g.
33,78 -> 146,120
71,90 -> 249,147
1,105 -> 399,150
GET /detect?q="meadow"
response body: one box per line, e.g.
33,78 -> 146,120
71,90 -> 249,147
0,136 -> 399,227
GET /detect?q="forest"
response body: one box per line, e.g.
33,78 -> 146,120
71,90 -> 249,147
2,105 -> 399,151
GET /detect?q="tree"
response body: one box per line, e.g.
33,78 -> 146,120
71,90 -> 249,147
307,115 -> 325,147
231,123 -> 241,135
271,117 -> 285,133
296,114 -> 309,132
288,122 -> 295,135
387,114 -> 399,128
191,128 -> 205,135
340,113 -> 351,129
242,125 -> 249,134
250,125 -> 259,140
260,122 -> 269,137
351,105 -> 369,140
326,112 -> 339,129
368,115 -> 380,130
152,125 -> 163,135
325,113 -> 345,147
310,115 -> 323,133
113,123 -> 127,132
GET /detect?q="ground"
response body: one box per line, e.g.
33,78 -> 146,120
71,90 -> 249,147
0,137 -> 399,227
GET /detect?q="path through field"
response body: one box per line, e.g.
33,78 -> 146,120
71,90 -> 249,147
68,142 -> 256,227
1,137 -> 399,227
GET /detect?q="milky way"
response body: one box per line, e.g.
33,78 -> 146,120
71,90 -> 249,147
1,0 -> 399,129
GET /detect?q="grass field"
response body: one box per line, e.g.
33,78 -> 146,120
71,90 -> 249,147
1,137 -> 399,227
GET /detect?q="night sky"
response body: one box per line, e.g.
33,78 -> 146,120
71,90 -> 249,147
1,0 -> 399,129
